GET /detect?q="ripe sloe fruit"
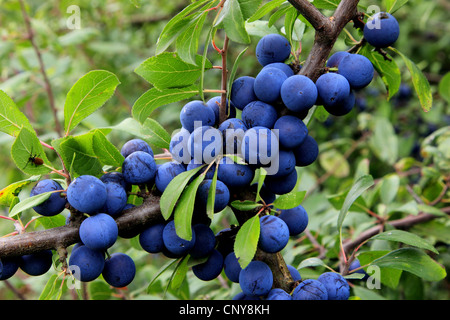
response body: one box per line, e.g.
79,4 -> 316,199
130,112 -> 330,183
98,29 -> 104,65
30,179 -> 67,216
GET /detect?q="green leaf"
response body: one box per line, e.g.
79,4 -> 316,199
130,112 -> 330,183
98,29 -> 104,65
174,174 -> 205,241
231,200 -> 262,211
247,0 -> 285,22
254,167 -> 267,203
390,48 -> 433,112
311,0 -> 340,10
176,12 -> 208,65
11,127 -> 52,175
91,129 -> 124,167
0,90 -> 34,136
272,191 -> 306,210
337,175 -> 374,232
234,214 -> 260,269
358,250 -> 403,289
132,85 -> 199,124
218,0 -> 251,44
155,0 -> 211,54
370,230 -> 438,254
135,52 -> 212,90
0,176 -> 40,207
170,256 -> 190,290
438,72 -> 450,104
59,134 -> 103,177
227,46 -> 249,103
39,274 -> 62,300
284,6 -> 299,46
371,248 -> 446,281
380,174 -> 400,204
238,0 -> 263,20
319,149 -> 350,178
34,214 -> 67,229
88,280 -> 112,300
9,190 -> 55,218
147,259 -> 178,293
160,165 -> 205,220
297,257 -> 328,269
64,70 -> 120,135
369,116 -> 398,165
107,117 -> 171,149
360,45 -> 401,100
385,0 -> 409,13
206,163 -> 218,220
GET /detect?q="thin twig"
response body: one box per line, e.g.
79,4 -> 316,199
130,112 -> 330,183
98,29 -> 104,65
19,0 -> 62,137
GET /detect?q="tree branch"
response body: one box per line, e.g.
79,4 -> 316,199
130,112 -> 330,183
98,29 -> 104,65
287,0 -> 329,31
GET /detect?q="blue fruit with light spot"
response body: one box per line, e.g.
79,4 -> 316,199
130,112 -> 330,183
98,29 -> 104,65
364,12 -> 399,48
239,260 -> 273,297
254,67 -> 287,103
317,272 -> 350,300
67,175 -> 107,214
259,215 -> 290,253
162,220 -> 196,256
338,54 -> 374,89
280,75 -> 318,113
69,245 -> 105,282
122,151 -> 157,185
102,253 -> 136,288
79,213 -> 118,251
230,76 -> 258,110
120,139 -> 154,158
180,100 -> 215,133
256,34 -> 291,66
30,179 -> 67,216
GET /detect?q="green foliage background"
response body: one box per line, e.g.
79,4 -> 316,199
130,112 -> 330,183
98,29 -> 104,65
0,0 -> 448,300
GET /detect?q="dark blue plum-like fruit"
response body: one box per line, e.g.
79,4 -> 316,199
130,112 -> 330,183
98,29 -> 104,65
30,179 -> 67,216
363,12 -> 399,48
139,222 -> 166,254
68,245 -> 105,282
349,258 -> 369,280
239,260 -> 273,297
155,161 -> 186,193
223,251 -> 242,283
120,138 -> 154,158
292,279 -> 328,300
102,253 -> 136,288
280,75 -> 318,113
192,249 -> 224,281
259,215 -> 290,253
180,100 -> 215,133
162,220 -> 196,256
230,76 -> 257,111
100,171 -> 130,192
253,67 -> 287,103
273,115 -> 308,150
0,257 -> 20,280
271,149 -> 296,177
169,128 -> 191,164
324,90 -> 355,116
19,250 -> 53,276
196,179 -> 230,213
190,224 -> 216,259
241,101 -> 278,129
122,151 -> 157,185
233,292 -> 262,300
256,34 -> 291,66
101,182 -> 128,217
188,126 -> 223,164
266,288 -> 292,300
218,118 -> 247,155
264,168 -> 297,195
316,73 -> 350,109
338,54 -> 374,89
263,62 -> 294,77
278,204 -> 309,236
288,265 -> 302,281
67,175 -> 107,214
241,126 -> 280,167
206,96 -> 236,125
217,156 -> 255,189
317,272 -> 350,300
79,213 -> 118,251
293,135 -> 318,167
326,51 -> 350,68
